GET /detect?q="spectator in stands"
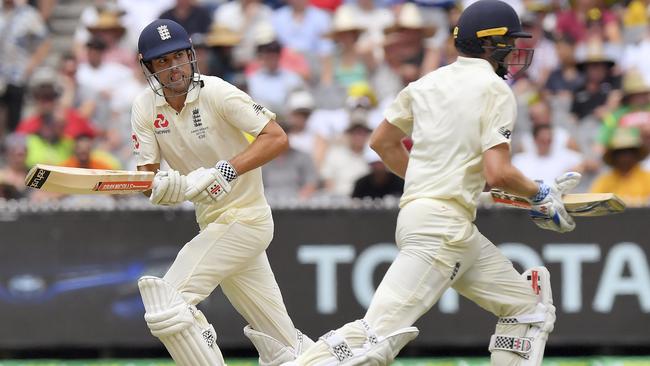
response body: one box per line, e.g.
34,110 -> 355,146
83,10 -> 136,70
556,0 -> 620,44
544,34 -> 584,98
213,0 -> 273,67
327,6 -> 375,89
352,150 -> 403,199
196,24 -> 242,82
512,123 -> 584,184
115,0 -> 175,49
599,69 -> 650,149
338,0 -> 393,63
23,105 -> 74,168
247,36 -> 304,118
0,0 -> 51,134
516,97 -> 580,154
159,0 -> 212,36
382,3 -> 436,78
572,40 -> 621,121
16,75 -> 96,141
262,144 -> 319,201
590,127 -> 650,206
271,0 -> 334,81
285,89 -> 318,160
0,133 -> 28,199
321,122 -> 372,196
516,12 -> 558,88
61,134 -> 120,169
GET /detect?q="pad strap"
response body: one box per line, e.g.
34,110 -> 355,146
321,331 -> 355,362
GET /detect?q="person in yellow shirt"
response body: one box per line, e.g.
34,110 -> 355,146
590,127 -> 650,206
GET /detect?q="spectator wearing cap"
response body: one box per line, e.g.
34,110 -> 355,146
286,89 -> 318,158
340,0 -> 393,63
213,0 -> 273,66
0,133 -> 29,199
590,127 -> 650,206
194,24 -> 243,82
544,34 -> 584,99
16,74 -> 96,141
326,6 -> 375,89
571,40 -> 621,121
246,33 -> 305,118
382,3 -> 435,77
0,0 -> 51,133
599,69 -> 650,149
351,149 -> 403,199
78,10 -> 136,70
159,0 -> 212,37
244,22 -> 311,79
320,121 -> 372,196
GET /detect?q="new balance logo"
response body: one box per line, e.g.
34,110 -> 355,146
498,127 -> 512,139
157,25 -> 171,40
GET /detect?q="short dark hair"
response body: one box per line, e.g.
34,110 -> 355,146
532,123 -> 552,138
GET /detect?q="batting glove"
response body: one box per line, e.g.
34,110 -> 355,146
528,172 -> 581,233
150,170 -> 187,206
185,160 -> 238,204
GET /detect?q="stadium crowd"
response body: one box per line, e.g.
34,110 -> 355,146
1,0 -> 650,206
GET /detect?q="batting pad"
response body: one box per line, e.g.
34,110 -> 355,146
244,325 -> 314,366
138,276 -> 226,366
488,267 -> 555,366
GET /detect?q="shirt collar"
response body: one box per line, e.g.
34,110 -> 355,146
154,77 -> 202,108
455,56 -> 495,73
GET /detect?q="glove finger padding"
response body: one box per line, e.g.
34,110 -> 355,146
555,172 -> 581,193
150,171 -> 170,205
185,166 -> 232,203
161,170 -> 186,204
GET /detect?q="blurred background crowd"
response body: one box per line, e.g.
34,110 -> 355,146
1,0 -> 650,206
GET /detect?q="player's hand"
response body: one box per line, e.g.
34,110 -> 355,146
185,161 -> 238,204
150,170 -> 187,206
528,172 -> 581,233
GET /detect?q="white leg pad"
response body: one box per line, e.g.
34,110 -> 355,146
244,325 -> 315,366
138,276 -> 226,366
488,267 -> 556,366
282,320 -> 418,366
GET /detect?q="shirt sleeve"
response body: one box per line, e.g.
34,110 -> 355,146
480,82 -> 517,152
221,84 -> 277,137
130,97 -> 160,166
384,86 -> 414,136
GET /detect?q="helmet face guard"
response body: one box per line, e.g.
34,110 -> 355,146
482,36 -> 534,80
140,47 -> 202,97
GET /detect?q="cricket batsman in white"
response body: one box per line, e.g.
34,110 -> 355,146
284,1 -> 581,365
131,19 -> 313,365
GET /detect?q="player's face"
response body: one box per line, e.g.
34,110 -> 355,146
151,50 -> 193,93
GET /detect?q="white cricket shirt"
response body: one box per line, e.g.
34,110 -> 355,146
131,75 -> 276,229
385,56 -> 517,220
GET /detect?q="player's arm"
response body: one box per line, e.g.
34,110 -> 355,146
483,143 -> 538,197
229,119 -> 288,175
370,119 -> 409,179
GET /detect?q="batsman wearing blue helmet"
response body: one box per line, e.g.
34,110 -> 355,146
131,19 -> 313,365
284,1 -> 581,365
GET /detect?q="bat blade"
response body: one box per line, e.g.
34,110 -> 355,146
481,190 -> 626,217
25,164 -> 154,195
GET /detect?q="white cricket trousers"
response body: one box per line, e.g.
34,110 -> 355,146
364,198 -> 538,358
163,205 -> 297,347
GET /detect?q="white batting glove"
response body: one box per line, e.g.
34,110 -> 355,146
150,170 -> 187,206
528,172 -> 581,233
185,161 -> 238,204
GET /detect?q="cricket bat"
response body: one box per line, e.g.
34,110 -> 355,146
479,189 -> 625,217
25,164 -> 154,194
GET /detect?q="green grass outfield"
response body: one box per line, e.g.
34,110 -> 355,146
1,358 -> 649,366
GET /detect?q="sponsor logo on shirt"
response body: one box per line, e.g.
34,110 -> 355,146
498,127 -> 512,139
154,114 -> 170,135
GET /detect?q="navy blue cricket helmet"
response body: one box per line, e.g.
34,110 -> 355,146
138,19 -> 192,62
137,19 -> 201,96
453,0 -> 534,79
